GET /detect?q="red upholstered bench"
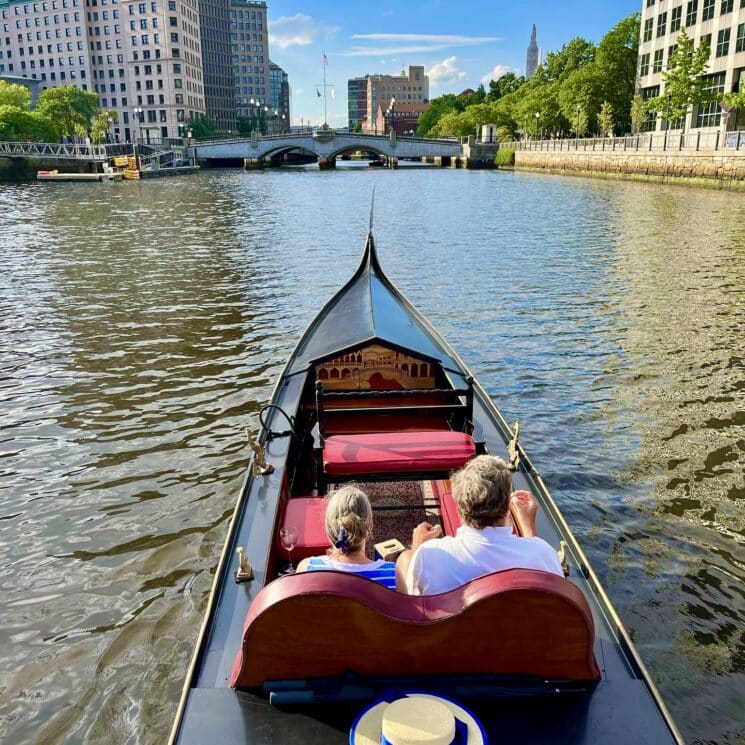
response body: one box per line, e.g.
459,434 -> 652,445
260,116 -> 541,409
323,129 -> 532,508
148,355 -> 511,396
277,497 -> 329,561
322,430 -> 476,478
230,569 -> 601,689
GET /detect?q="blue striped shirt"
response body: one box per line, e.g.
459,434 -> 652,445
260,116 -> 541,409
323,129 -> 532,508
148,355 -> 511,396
307,556 -> 397,590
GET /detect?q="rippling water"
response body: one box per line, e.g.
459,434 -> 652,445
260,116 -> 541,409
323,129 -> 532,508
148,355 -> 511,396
0,167 -> 742,745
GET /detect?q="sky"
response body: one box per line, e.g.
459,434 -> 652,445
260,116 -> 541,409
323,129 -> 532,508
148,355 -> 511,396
265,0 -> 641,127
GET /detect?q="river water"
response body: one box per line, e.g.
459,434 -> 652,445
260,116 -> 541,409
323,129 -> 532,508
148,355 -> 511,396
0,166 -> 742,745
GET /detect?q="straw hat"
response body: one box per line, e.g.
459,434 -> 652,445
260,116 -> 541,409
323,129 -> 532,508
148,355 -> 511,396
350,692 -> 487,745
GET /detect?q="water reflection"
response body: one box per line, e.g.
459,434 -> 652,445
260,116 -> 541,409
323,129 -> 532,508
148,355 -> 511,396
0,170 -> 742,745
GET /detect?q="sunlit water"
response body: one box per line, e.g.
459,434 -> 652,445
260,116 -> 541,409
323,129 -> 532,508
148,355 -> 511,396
0,166 -> 742,745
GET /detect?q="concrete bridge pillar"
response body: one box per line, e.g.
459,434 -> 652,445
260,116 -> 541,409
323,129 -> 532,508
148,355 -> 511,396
388,157 -> 398,169
317,156 -> 336,170
244,158 -> 265,169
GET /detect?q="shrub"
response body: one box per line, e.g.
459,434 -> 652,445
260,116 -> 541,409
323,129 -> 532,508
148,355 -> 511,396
494,147 -> 516,167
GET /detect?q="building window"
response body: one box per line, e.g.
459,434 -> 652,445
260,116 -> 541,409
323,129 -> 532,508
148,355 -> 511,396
686,0 -> 698,25
670,6 -> 682,30
639,52 -> 650,76
715,27 -> 730,55
643,17 -> 653,42
695,72 -> 725,127
653,48 -> 664,71
720,0 -> 733,13
657,11 -> 667,36
641,84 -> 660,131
700,33 -> 712,55
737,22 -> 745,53
702,0 -> 715,20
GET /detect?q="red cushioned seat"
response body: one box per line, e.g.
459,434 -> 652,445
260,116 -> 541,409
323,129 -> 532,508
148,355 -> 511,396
323,431 -> 476,477
439,491 -> 462,536
277,497 -> 329,561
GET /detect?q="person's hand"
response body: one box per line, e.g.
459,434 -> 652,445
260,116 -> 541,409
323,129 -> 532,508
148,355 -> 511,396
411,522 -> 442,550
510,490 -> 538,536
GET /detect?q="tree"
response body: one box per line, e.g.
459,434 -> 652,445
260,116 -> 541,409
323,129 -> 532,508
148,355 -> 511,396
37,86 -> 98,138
0,81 -> 31,110
598,101 -> 615,136
416,94 -> 462,135
0,105 -> 59,141
569,105 -> 589,137
486,72 -> 524,101
646,28 -> 713,131
190,114 -> 218,138
90,109 -> 118,143
558,66 -> 602,133
430,109 -> 476,137
630,94 -> 647,133
536,37 -> 595,83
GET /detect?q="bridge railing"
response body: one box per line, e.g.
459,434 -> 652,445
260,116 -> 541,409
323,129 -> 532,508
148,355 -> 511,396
0,141 -> 132,160
193,131 -> 461,147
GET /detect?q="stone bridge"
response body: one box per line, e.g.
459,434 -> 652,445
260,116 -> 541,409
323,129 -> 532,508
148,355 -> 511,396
188,129 -> 464,168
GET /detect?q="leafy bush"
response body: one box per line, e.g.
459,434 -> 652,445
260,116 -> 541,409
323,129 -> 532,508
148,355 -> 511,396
494,147 -> 516,167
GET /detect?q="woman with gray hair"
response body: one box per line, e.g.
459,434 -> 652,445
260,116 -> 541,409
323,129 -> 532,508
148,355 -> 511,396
296,486 -> 397,589
396,455 -> 563,595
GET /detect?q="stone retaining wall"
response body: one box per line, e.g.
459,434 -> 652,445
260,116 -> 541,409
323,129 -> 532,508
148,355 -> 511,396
515,149 -> 745,186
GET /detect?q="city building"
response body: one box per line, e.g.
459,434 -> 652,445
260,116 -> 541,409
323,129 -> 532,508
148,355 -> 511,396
638,0 -> 745,131
525,24 -> 539,79
228,0 -> 270,128
373,100 -> 428,135
199,0 -> 235,131
347,74 -> 366,130
268,58 -> 288,131
0,0 -> 206,142
360,65 -> 428,134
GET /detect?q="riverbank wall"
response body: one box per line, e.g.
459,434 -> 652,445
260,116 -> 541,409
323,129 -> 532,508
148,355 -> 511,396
513,149 -> 745,189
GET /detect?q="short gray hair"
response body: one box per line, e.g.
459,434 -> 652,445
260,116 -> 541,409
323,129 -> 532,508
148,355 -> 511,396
451,455 -> 512,529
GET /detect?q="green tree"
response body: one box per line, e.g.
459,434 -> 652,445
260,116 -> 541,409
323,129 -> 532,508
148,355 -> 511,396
646,28 -> 713,131
558,65 -> 602,133
416,94 -> 462,135
630,94 -> 647,133
515,83 -> 564,137
37,85 -> 98,138
536,37 -> 595,83
569,105 -> 589,137
593,14 -> 640,132
598,101 -> 615,135
90,108 -> 118,143
430,109 -> 475,137
190,114 -> 218,138
0,105 -> 59,141
0,81 -> 31,110
486,72 -> 524,101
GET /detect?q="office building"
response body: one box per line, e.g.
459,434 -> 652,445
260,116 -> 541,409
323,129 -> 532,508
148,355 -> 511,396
199,0 -> 235,130
228,0 -> 269,125
0,0 -> 206,142
268,57 -> 287,131
347,74 -> 366,130
526,24 -> 539,79
638,0 -> 745,130
360,66 -> 428,134
373,100 -> 428,135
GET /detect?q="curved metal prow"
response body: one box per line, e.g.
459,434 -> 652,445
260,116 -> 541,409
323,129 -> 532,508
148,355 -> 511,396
369,186 -> 376,235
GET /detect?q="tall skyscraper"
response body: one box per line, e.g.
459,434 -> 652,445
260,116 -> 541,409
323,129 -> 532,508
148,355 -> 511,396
526,24 -> 539,79
199,0 -> 236,131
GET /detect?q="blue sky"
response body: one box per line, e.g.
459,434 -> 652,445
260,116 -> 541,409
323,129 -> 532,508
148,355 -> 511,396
266,0 -> 641,127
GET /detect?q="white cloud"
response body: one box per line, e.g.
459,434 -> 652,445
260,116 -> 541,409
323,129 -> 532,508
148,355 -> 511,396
269,14 -> 339,50
481,65 -> 517,85
428,56 -> 468,86
340,33 -> 498,57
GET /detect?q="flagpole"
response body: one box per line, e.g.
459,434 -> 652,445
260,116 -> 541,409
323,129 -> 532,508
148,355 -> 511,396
323,52 -> 327,127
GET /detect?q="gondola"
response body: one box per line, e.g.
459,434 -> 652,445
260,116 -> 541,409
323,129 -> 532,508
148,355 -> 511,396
168,221 -> 685,745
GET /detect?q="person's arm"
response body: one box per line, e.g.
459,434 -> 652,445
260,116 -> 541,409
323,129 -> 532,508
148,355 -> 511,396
296,557 -> 311,573
395,522 -> 442,593
509,490 -> 539,537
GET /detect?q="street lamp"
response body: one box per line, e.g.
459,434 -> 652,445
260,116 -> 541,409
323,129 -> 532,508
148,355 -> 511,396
131,106 -> 143,167
535,111 -> 541,140
386,95 -> 396,135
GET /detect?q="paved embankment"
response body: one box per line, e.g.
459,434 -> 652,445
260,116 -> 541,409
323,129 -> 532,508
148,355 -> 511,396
514,148 -> 745,189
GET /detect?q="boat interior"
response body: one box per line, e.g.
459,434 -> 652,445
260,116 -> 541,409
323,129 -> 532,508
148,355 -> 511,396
230,340 -> 602,700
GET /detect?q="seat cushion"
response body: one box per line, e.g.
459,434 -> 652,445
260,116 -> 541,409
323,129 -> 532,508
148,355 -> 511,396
323,431 -> 476,477
277,497 -> 329,561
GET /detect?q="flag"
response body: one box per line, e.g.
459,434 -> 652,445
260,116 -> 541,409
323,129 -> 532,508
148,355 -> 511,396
316,89 -> 321,98
323,53 -> 328,65
330,87 -> 335,101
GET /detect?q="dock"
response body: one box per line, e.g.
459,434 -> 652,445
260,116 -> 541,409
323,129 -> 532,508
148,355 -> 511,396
37,171 -> 123,182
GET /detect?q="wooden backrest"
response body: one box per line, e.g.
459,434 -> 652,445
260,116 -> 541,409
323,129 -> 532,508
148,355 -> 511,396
229,569 -> 600,689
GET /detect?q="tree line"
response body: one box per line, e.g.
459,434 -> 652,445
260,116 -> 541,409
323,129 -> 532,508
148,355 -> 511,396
417,13 -> 744,140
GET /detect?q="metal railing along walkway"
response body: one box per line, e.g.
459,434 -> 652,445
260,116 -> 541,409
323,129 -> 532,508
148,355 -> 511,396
0,141 -> 131,160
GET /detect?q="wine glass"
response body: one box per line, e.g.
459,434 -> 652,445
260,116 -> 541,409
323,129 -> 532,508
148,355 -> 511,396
279,526 -> 299,574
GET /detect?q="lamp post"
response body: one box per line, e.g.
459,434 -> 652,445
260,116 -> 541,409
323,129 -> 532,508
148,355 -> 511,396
574,104 -> 580,138
535,110 -> 541,140
132,106 -> 142,167
386,95 -> 396,135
